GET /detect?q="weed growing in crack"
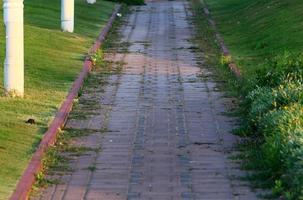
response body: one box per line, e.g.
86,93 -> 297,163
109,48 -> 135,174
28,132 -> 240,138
66,146 -> 97,157
89,49 -> 105,66
85,164 -> 98,172
64,128 -> 100,138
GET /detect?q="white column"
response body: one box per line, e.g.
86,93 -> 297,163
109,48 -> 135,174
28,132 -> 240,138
3,0 -> 24,97
87,0 -> 96,4
61,0 -> 74,32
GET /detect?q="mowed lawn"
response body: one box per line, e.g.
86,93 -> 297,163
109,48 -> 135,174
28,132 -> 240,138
0,0 -> 115,198
204,0 -> 303,75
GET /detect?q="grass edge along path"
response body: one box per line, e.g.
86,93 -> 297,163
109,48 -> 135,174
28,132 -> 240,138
195,0 -> 303,199
0,1 -> 117,199
30,8 -> 129,197
200,0 -> 241,78
10,5 -> 122,200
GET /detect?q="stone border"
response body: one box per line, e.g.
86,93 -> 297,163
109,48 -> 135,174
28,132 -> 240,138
10,4 -> 121,200
202,3 -> 241,77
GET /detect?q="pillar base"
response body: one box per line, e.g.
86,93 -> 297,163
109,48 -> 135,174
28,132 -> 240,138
4,89 -> 24,98
61,20 -> 74,32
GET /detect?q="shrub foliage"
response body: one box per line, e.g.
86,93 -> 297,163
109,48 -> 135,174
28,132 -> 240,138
240,52 -> 303,199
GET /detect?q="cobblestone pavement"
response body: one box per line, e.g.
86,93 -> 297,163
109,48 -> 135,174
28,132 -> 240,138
35,1 -> 260,199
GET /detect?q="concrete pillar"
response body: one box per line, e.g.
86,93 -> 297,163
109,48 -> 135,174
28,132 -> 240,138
3,0 -> 24,97
61,0 -> 74,32
87,0 -> 96,4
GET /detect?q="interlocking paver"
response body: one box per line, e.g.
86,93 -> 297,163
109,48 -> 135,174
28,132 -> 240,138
34,1 -> 261,200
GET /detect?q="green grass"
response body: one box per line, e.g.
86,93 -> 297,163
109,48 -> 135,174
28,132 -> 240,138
0,0 -> 115,198
203,0 -> 303,75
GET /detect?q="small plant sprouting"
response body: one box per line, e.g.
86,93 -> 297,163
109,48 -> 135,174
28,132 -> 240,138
89,49 -> 104,66
220,54 -> 232,66
34,172 -> 59,188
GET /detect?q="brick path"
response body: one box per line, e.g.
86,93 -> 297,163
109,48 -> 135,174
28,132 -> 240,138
34,1 -> 260,199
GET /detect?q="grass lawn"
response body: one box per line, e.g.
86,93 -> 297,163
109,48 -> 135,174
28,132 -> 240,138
203,0 -> 303,75
0,0 -> 115,198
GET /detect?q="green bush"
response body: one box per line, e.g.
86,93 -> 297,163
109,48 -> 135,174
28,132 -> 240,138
247,80 -> 303,127
259,104 -> 303,199
242,52 -> 303,199
253,52 -> 303,88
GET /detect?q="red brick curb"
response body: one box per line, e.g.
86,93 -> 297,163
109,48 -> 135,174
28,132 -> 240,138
10,4 -> 121,200
202,6 -> 242,77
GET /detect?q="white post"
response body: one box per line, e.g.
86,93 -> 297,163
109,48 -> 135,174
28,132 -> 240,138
3,0 -> 24,97
87,0 -> 96,4
61,0 -> 74,32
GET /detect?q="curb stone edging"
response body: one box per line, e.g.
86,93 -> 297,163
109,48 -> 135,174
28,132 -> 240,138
10,4 -> 122,200
202,3 -> 242,77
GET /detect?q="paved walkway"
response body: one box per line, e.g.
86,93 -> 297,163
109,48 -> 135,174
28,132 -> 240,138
35,1 -> 259,199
